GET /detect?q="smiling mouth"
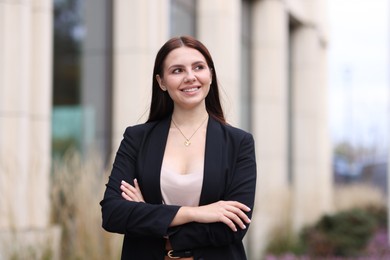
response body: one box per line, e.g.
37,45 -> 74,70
182,87 -> 200,92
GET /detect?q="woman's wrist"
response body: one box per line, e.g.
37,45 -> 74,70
170,206 -> 195,226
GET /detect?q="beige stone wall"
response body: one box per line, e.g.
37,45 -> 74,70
111,0 -> 170,147
197,0 -> 242,126
0,0 -> 60,258
248,0 -> 332,258
249,0 -> 291,257
0,0 -> 51,230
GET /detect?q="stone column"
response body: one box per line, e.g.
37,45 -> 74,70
29,0 -> 54,230
250,0 -> 289,258
112,0 -> 170,147
0,0 -> 60,258
0,0 -> 32,231
290,23 -> 332,231
197,0 -> 241,125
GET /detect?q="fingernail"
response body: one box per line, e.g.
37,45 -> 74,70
134,178 -> 138,183
242,225 -> 246,229
121,180 -> 125,184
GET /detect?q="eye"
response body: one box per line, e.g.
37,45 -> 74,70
194,64 -> 206,71
172,68 -> 183,74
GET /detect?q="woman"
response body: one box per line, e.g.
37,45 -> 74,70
100,36 -> 257,260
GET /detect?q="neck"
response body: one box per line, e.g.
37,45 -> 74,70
171,106 -> 208,126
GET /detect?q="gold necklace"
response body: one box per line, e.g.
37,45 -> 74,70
171,115 -> 208,146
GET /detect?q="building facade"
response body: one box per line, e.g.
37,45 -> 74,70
0,0 -> 332,258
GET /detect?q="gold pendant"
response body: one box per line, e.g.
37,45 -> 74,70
184,140 -> 191,146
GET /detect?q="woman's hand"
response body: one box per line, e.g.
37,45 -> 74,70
172,201 -> 251,232
120,180 -> 250,231
120,179 -> 145,202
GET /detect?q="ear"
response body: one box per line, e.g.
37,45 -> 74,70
156,74 -> 166,91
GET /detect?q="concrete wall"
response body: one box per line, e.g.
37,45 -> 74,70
0,0 -> 60,258
112,0 -> 170,147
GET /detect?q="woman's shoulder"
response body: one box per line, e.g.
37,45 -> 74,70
208,118 -> 255,148
123,120 -> 161,136
215,119 -> 253,139
123,117 -> 170,138
124,121 -> 157,132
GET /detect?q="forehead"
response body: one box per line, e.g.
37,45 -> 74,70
164,47 -> 207,67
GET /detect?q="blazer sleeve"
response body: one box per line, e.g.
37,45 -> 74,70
100,126 -> 180,237
168,132 -> 257,250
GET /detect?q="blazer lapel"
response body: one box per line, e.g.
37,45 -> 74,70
140,117 -> 171,204
199,117 -> 224,205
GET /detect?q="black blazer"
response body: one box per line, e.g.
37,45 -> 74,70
100,116 -> 257,260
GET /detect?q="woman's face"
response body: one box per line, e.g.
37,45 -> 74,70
156,46 -> 212,110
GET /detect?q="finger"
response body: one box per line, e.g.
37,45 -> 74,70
120,184 -> 130,194
120,184 -> 140,201
120,183 -> 134,194
226,205 -> 251,224
121,191 -> 133,201
220,216 -> 238,232
126,183 -> 142,202
223,201 -> 251,224
121,186 -> 135,200
226,201 -> 251,212
224,210 -> 246,230
121,181 -> 139,197
121,180 -> 133,189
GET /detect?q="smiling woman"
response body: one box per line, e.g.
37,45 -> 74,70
100,36 -> 257,260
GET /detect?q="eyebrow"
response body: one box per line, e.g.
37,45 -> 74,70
167,61 -> 206,70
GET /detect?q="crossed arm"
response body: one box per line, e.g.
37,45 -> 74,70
120,179 -> 251,232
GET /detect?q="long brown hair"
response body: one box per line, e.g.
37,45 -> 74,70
147,36 -> 226,124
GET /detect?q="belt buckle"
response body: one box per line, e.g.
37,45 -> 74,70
167,250 -> 180,259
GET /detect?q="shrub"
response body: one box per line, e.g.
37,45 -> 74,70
264,184 -> 387,259
301,208 -> 377,257
265,229 -> 305,257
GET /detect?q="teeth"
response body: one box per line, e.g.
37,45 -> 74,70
183,87 -> 198,92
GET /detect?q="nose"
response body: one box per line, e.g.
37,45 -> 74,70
184,72 -> 196,83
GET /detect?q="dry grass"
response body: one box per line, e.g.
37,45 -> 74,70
0,157 -> 61,259
50,150 -> 122,260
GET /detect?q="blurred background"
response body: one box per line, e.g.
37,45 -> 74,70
0,0 -> 389,259
329,0 -> 389,189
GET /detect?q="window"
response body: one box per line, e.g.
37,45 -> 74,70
52,0 -> 113,159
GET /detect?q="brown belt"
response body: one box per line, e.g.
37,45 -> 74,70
165,249 -> 193,259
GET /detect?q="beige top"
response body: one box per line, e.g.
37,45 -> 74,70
161,164 -> 204,207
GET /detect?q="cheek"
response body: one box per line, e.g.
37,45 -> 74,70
202,76 -> 213,85
164,77 -> 182,88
